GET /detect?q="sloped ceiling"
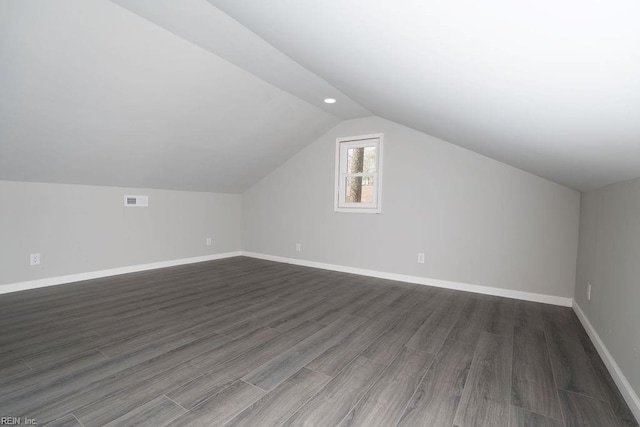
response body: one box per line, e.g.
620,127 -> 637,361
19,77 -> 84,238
0,0 -> 350,193
210,0 -> 640,192
2,0 -> 639,193
109,0 -> 371,121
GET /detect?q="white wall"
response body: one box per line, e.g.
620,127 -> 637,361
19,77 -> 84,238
575,177 -> 640,397
0,181 -> 241,287
242,116 -> 581,298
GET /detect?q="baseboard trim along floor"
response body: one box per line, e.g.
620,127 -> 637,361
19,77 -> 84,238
1,251 -> 574,306
241,251 -> 574,307
0,251 -> 242,295
573,301 -> 640,423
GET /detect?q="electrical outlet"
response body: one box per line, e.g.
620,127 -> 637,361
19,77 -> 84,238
206,237 -> 212,246
417,253 -> 425,264
30,253 -> 40,266
295,243 -> 302,252
587,282 -> 592,301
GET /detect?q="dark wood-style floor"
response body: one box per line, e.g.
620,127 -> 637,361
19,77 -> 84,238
0,257 -> 636,427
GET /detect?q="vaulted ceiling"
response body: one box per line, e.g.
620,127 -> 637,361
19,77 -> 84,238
0,0 -> 348,193
208,0 -> 640,192
2,0 -> 639,192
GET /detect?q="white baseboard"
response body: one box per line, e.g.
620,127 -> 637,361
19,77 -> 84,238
1,249 -> 572,306
573,302 -> 640,422
0,251 -> 243,295
241,251 -> 573,307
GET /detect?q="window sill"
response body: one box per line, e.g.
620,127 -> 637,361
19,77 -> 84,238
334,207 -> 381,214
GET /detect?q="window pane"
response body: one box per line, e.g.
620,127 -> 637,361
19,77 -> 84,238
363,146 -> 377,173
346,146 -> 376,174
345,176 -> 375,204
346,147 -> 364,174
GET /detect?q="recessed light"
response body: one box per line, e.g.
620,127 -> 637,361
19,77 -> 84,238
324,98 -> 336,104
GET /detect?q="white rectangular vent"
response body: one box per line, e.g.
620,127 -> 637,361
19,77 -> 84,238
124,195 -> 149,207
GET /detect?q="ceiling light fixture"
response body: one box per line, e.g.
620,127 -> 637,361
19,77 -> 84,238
324,98 -> 336,104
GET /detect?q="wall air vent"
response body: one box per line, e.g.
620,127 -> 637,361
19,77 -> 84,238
124,195 -> 149,207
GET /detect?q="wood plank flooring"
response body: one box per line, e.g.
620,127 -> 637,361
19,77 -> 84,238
0,257 -> 636,426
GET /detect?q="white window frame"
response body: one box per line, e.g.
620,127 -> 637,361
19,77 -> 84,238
334,133 -> 383,213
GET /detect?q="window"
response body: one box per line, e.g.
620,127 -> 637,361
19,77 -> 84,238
334,133 -> 383,213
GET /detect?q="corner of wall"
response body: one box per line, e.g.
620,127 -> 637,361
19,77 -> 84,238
573,301 -> 640,422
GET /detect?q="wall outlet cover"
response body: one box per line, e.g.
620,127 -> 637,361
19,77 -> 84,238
30,253 -> 41,266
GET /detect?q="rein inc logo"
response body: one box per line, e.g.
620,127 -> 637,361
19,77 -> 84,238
1,418 -> 37,425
